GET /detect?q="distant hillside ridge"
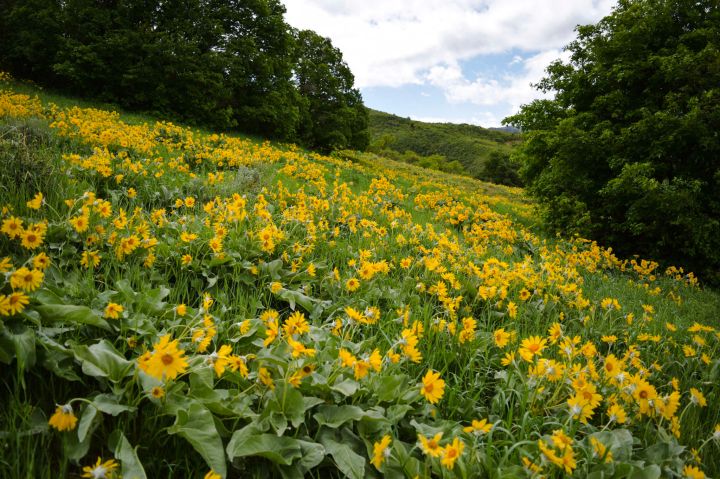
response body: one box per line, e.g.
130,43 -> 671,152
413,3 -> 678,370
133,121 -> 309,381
367,109 -> 522,185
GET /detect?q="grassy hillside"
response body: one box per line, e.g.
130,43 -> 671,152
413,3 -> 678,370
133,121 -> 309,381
368,109 -> 519,179
2,77 -> 720,478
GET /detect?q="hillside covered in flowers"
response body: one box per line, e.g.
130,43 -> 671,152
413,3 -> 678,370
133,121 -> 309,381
1,76 -> 719,478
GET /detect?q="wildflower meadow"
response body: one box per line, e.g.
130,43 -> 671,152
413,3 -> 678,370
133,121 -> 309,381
1,75 -> 719,478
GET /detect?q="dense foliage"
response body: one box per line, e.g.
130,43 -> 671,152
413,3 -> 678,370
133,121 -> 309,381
368,109 -> 520,184
293,30 -> 369,152
504,0 -> 720,283
0,0 -> 368,151
2,76 -> 720,479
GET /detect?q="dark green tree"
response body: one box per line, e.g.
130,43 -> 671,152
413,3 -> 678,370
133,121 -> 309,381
220,0 -> 302,140
54,0 -> 235,128
481,151 -> 523,187
504,0 -> 720,283
0,0 -> 63,83
293,30 -> 369,152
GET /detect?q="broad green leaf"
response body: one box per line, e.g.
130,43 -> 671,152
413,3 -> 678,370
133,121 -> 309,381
277,464 -> 303,479
64,423 -> 92,461
277,289 -> 316,312
269,383 -> 322,428
189,367 -> 215,392
0,334 -> 14,364
109,430 -> 147,479
34,287 -> 64,305
188,368 -> 250,416
36,304 -> 110,330
259,259 -> 284,280
4,326 -> 36,374
386,405 -> 413,424
42,349 -> 82,382
320,437 -> 365,479
643,438 -> 684,466
314,405 -> 367,428
77,405 -> 97,442
115,279 -> 136,300
268,439 -> 326,478
590,429 -> 633,461
73,340 -> 133,382
268,411 -> 289,436
207,256 -> 232,267
331,378 -> 359,396
167,402 -> 226,477
297,440 -> 325,471
227,425 -> 302,466
136,286 -> 170,314
629,465 -> 661,479
92,394 -> 136,416
303,396 -> 325,410
372,374 -> 409,402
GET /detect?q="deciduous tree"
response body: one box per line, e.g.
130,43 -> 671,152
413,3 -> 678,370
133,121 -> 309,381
505,0 -> 720,282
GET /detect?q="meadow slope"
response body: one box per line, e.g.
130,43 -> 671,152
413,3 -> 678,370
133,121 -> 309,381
1,78 -> 720,478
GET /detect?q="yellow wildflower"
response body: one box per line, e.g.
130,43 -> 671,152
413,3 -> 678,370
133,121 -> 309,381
81,457 -> 118,479
48,404 -> 78,431
371,435 -> 392,469
420,370 -> 445,404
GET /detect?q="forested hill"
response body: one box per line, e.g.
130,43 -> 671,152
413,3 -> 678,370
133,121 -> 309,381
367,109 -> 521,184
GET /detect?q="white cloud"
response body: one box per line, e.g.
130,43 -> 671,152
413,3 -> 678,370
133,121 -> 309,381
426,49 -> 570,113
283,0 -> 616,88
282,0 -> 616,124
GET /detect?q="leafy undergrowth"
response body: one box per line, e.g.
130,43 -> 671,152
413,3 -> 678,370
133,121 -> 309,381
1,77 -> 719,479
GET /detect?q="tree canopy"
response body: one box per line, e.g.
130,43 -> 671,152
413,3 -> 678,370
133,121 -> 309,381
504,0 -> 720,283
293,30 -> 369,152
0,0 -> 368,151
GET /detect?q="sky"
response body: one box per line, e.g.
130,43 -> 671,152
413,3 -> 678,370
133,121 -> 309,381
283,0 -> 617,127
